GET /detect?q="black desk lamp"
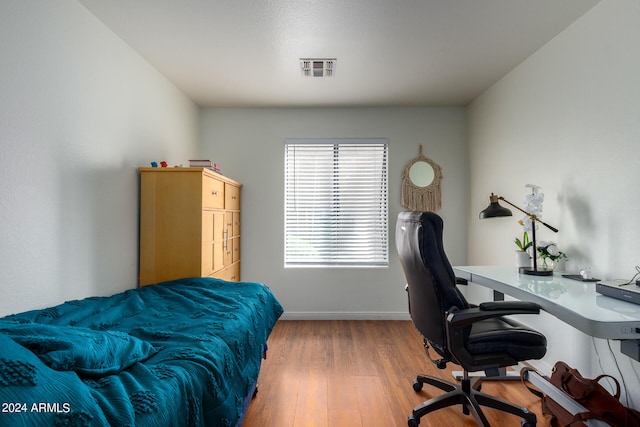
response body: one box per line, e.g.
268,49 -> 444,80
480,193 -> 559,276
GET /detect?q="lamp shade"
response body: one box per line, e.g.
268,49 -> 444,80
479,194 -> 512,219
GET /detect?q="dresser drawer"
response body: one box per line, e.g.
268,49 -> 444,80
232,212 -> 240,237
223,237 -> 233,266
203,176 -> 225,209
232,237 -> 240,263
225,184 -> 240,210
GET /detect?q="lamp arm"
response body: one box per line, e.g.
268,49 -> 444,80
498,197 -> 559,233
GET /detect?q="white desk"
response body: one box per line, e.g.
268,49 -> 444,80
453,265 -> 640,427
453,265 -> 640,340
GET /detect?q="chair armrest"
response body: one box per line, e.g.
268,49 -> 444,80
455,277 -> 468,286
446,301 -> 541,328
478,301 -> 540,311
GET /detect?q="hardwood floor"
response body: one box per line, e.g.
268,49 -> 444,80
243,320 -> 545,427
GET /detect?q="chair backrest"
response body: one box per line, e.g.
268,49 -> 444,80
396,211 -> 469,357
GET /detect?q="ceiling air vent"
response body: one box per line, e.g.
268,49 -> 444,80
300,58 -> 336,77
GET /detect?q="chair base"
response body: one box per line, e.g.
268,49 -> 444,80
408,372 -> 537,427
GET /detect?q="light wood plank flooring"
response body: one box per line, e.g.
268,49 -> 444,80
243,320 -> 544,427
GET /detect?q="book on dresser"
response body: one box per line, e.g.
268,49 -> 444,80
138,167 -> 241,286
188,159 -> 221,172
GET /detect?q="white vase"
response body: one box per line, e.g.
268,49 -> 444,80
515,251 -> 531,268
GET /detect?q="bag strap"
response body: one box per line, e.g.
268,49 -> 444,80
521,367 -> 545,399
593,374 -> 621,400
559,370 -> 622,401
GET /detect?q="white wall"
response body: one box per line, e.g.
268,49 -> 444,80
200,107 -> 468,319
0,1 -> 199,316
468,0 -> 640,407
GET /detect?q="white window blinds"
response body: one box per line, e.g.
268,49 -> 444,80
284,139 -> 389,267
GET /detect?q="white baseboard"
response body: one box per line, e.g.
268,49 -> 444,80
279,312 -> 411,321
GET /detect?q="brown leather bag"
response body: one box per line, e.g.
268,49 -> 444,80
523,361 -> 640,427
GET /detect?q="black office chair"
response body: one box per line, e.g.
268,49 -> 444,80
396,211 -> 547,427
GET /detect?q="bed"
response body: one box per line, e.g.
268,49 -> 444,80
0,277 -> 283,427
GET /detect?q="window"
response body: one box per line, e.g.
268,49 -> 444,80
284,138 -> 389,267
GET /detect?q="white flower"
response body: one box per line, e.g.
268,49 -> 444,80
537,241 -> 566,262
521,184 -> 544,229
521,216 -> 535,232
546,244 -> 560,256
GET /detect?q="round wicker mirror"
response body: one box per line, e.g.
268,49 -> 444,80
401,145 -> 443,211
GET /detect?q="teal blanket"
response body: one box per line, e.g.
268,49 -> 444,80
0,277 -> 283,427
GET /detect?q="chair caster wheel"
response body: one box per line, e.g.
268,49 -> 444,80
408,414 -> 420,427
412,380 -> 423,392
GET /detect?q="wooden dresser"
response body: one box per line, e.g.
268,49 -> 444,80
138,167 -> 241,286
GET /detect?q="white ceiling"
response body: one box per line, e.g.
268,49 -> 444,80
79,0 -> 600,108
